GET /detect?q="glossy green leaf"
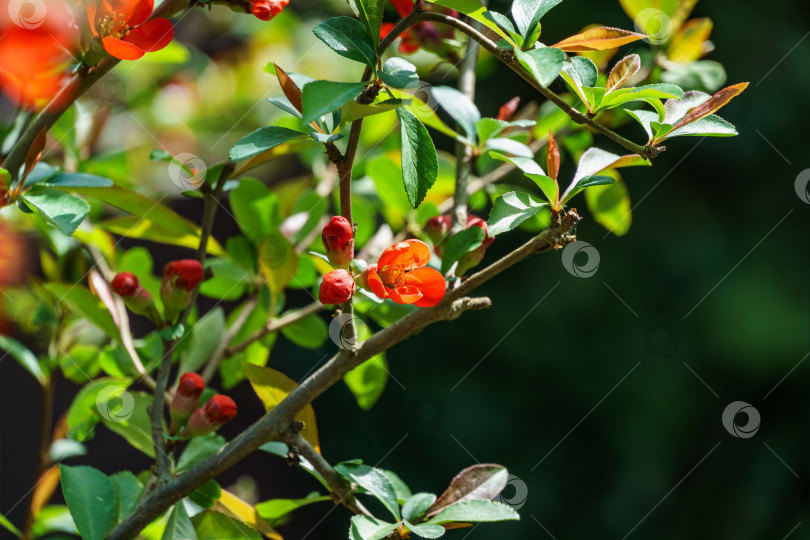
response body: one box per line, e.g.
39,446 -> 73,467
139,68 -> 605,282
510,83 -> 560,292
597,83 -> 683,111
42,172 -> 114,188
562,175 -> 614,203
440,226 -> 485,273
20,189 -> 89,235
230,178 -> 279,242
344,353 -> 388,410
349,515 -> 399,540
43,283 -> 119,339
526,174 -> 558,205
402,493 -> 438,523
661,114 -> 737,140
431,86 -> 481,142
0,335 -> 46,385
397,107 -> 438,208
0,510 -> 21,538
280,314 -> 328,349
66,377 -> 132,442
60,465 -> 115,540
313,16 -> 377,67
161,503 -> 197,540
192,511 -> 260,540
302,81 -> 367,125
489,152 -> 546,176
406,522 -> 446,538
378,58 -> 419,89
179,307 -> 225,374
586,172 -> 632,236
512,0 -> 562,42
484,138 -> 534,158
176,435 -> 226,473
515,47 -> 565,87
335,462 -> 400,519
256,492 -> 331,523
189,479 -> 222,509
428,499 -> 519,524
102,391 -> 155,457
199,258 -> 250,300
487,191 -> 548,235
110,471 -> 142,525
229,126 -> 306,162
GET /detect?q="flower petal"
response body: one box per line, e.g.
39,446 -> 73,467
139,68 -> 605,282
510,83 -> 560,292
124,18 -> 173,52
404,267 -> 446,307
101,0 -> 154,27
378,239 -> 431,271
366,267 -> 389,300
102,36 -> 145,60
388,285 -> 423,305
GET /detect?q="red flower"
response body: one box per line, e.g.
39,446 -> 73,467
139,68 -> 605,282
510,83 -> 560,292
367,240 -> 446,307
322,216 -> 355,268
111,271 -> 161,322
319,269 -> 356,305
161,259 -> 203,322
111,272 -> 139,296
87,0 -> 174,60
185,394 -> 237,437
170,372 -> 205,433
250,0 -> 289,21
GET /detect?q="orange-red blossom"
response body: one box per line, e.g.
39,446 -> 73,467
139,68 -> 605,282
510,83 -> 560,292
367,240 -> 446,308
87,0 -> 174,60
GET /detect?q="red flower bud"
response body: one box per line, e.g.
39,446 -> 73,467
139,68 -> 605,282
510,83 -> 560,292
185,395 -> 237,437
322,216 -> 355,268
170,373 -> 205,434
425,215 -> 452,248
250,0 -> 289,20
111,272 -> 161,323
497,97 -> 521,121
161,259 -> 204,323
319,269 -> 356,305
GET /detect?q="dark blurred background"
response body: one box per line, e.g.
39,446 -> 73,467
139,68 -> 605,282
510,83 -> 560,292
2,0 -> 808,538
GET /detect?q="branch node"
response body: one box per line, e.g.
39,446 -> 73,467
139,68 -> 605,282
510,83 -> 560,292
447,296 -> 492,320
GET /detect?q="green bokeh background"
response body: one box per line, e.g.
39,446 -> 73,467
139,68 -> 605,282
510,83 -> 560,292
1,0 -> 807,538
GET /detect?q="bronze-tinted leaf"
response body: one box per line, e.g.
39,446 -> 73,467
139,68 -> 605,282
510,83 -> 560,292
274,63 -> 303,114
547,131 -> 560,182
606,53 -> 641,93
671,82 -> 748,131
554,27 -> 645,52
426,464 -> 509,517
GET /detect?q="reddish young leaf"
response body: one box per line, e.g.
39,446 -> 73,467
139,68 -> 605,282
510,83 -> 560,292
606,54 -> 641,93
554,27 -> 645,52
273,63 -> 303,113
547,131 -> 560,183
671,82 -> 749,131
23,127 -> 48,182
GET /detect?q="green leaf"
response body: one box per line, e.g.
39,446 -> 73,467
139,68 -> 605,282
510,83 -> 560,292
60,465 -> 116,540
339,99 -> 401,127
483,138 -> 534,158
229,126 -> 306,162
349,0 -> 384,48
256,492 -> 331,522
661,60 -> 727,93
431,86 -> 481,142
427,464 -> 509,516
43,283 -> 119,339
402,493 -> 437,522
344,353 -> 388,410
381,469 -> 412,503
349,515 -> 399,540
176,434 -> 226,473
0,335 -> 46,385
406,522 -> 446,538
259,442 -> 327,487
267,96 -> 302,118
302,81 -> 368,125
189,480 -> 222,509
515,47 -> 565,87
378,58 -> 419,89
258,233 -> 298,295
562,175 -> 614,203
179,307 -> 225,374
335,462 -> 400,519
42,172 -> 114,188
0,511 -> 21,538
313,16 -> 377,67
50,439 -> 87,461
440,227 -> 485,273
586,172 -> 632,236
397,107 -> 438,208
192,511 -> 260,540
66,377 -> 131,442
230,178 -> 279,241
110,471 -> 142,525
161,503 -> 197,540
526,174 -> 558,205
487,191 -> 548,235
20,189 -> 89,235
489,152 -> 545,176
280,314 -> 328,349
511,0 -> 562,42
660,114 -> 738,140
199,258 -> 250,300
569,56 -> 598,87
102,391 -> 156,457
597,83 -> 683,111
428,499 -> 519,524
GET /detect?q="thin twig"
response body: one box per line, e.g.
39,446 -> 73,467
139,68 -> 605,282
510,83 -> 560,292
151,339 -> 175,483
225,301 -> 324,357
200,295 -> 258,383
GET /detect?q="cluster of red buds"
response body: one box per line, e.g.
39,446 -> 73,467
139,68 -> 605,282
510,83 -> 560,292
425,214 -> 494,276
170,373 -> 237,437
110,259 -> 204,325
319,216 -> 357,305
